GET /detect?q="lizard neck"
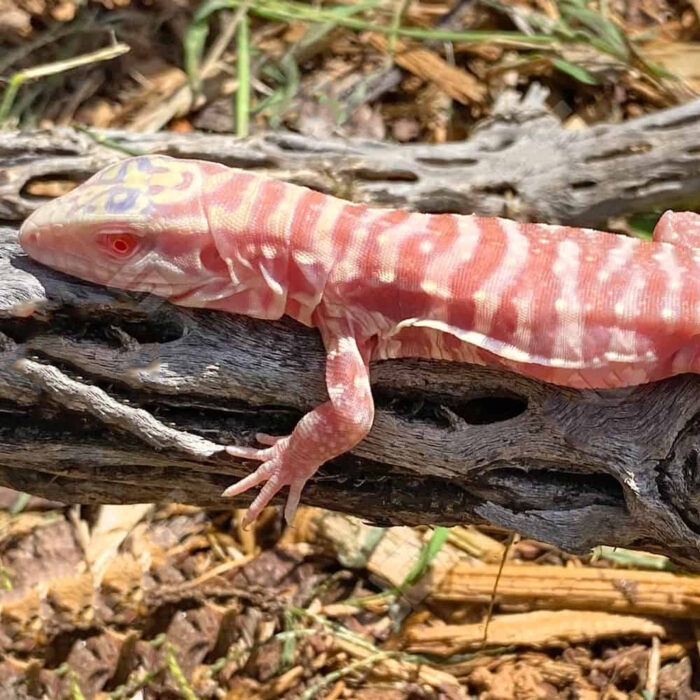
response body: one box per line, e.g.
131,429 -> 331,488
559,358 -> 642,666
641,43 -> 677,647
204,169 -> 295,320
203,168 -> 373,327
283,188 -> 364,327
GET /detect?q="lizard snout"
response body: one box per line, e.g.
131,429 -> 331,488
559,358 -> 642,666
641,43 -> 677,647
18,214 -> 42,254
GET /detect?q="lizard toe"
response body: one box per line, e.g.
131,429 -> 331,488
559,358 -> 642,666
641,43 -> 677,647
224,435 -> 318,526
242,470 -> 285,525
225,444 -> 275,461
255,432 -> 288,446
221,458 -> 280,498
223,433 -> 310,524
283,478 -> 306,525
226,434 -> 291,461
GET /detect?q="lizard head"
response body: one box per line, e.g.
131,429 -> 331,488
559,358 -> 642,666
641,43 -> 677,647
19,154 -> 233,306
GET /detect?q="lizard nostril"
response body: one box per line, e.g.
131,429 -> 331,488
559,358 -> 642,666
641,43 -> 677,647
19,223 -> 40,249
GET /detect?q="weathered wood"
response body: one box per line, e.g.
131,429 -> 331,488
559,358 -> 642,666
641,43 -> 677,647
2,89 -> 700,228
1,226 -> 700,568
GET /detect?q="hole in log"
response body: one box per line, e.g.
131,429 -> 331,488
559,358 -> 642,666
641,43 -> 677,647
1,406 -> 101,436
82,309 -> 185,345
623,175 -> 679,193
349,168 -> 419,182
478,136 -> 516,152
20,173 -> 88,202
377,391 -> 527,428
2,307 -> 185,346
647,115 -> 700,131
474,183 -> 518,197
0,316 -> 50,344
380,394 -> 449,426
416,157 -> 478,167
270,136 -> 346,155
455,395 -> 527,425
585,143 -> 651,162
571,180 -> 598,190
657,446 -> 700,532
683,449 -> 699,484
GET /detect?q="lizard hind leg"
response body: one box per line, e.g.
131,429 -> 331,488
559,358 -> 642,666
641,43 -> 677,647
653,211 -> 700,248
223,329 -> 375,526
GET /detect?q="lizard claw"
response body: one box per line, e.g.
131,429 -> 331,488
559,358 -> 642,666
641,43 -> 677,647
223,435 -> 311,526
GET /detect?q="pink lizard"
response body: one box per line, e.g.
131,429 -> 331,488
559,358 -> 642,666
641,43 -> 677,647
18,155 -> 700,523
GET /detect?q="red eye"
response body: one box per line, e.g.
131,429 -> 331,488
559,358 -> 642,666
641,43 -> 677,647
100,232 -> 139,257
112,237 -> 131,253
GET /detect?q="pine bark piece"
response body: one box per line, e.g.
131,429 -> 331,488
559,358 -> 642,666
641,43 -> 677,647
433,564 -> 700,619
403,610 -> 674,654
366,33 -> 487,104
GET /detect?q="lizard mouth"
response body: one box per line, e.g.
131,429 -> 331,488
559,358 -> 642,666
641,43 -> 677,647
20,221 -> 220,300
22,243 -> 193,298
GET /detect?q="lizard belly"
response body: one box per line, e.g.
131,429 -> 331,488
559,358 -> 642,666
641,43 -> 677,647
373,326 -> 486,364
372,325 -> 690,389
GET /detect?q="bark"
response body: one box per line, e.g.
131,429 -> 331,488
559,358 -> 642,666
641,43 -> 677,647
1,88 -> 700,227
2,227 -> 700,569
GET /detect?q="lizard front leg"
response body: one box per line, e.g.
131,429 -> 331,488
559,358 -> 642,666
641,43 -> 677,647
223,326 -> 374,525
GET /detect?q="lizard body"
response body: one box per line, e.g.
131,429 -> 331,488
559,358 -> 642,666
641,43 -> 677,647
19,155 -> 700,522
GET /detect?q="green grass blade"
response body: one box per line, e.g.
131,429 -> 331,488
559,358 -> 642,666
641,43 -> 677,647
591,545 -> 676,571
193,0 -> 236,23
236,9 -> 250,136
558,0 -> 629,59
166,643 -> 198,700
267,53 -> 300,128
199,0 -> 558,45
183,18 -> 210,91
322,0 -> 382,18
627,212 -> 660,240
399,526 -> 450,589
389,0 -> 412,54
0,43 -> 129,125
552,57 -> 598,85
280,609 -> 297,669
9,492 -> 31,515
185,0 -> 248,90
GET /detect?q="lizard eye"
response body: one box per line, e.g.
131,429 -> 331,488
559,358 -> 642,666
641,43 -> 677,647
99,232 -> 139,258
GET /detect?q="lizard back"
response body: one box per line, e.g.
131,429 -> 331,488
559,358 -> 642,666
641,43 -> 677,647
315,206 -> 700,387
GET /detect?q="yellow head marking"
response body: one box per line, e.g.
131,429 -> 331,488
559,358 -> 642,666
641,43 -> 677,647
62,155 -> 205,221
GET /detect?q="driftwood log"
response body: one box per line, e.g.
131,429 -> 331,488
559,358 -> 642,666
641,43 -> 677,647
2,225 -> 700,569
2,93 -> 700,568
1,89 -> 700,227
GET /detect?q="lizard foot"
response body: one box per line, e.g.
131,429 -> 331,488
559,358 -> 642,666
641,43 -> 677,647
223,434 -> 316,526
